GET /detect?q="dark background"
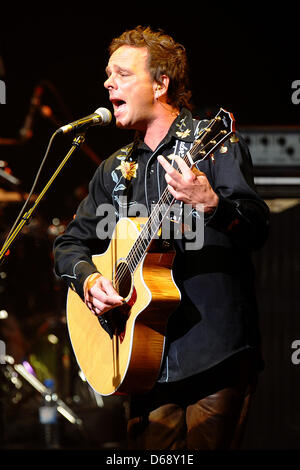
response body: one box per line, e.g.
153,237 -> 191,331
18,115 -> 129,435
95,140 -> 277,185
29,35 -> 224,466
0,8 -> 299,451
0,9 -> 299,203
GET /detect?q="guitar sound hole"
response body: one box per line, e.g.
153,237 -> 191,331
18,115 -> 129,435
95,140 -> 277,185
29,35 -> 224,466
114,261 -> 132,299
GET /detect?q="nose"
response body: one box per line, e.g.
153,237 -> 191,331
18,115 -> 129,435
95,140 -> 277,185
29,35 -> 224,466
104,74 -> 116,90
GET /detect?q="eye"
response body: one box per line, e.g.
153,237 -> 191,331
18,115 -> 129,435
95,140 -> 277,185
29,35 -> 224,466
118,69 -> 131,77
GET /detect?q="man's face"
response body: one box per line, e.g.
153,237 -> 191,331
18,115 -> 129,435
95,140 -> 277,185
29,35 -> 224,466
104,45 -> 156,131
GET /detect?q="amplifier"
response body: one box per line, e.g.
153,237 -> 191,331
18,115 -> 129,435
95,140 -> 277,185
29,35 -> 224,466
239,126 -> 300,167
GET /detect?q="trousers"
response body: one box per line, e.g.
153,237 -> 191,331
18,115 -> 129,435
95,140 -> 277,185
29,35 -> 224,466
127,351 -> 258,450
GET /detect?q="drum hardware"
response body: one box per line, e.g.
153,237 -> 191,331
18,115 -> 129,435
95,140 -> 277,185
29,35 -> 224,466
0,160 -> 23,203
0,168 -> 20,187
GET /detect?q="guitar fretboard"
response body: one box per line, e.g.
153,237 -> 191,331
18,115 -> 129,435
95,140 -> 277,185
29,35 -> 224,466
126,189 -> 175,273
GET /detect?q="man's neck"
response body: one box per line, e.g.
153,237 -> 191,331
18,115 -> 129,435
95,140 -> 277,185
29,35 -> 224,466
143,106 -> 180,151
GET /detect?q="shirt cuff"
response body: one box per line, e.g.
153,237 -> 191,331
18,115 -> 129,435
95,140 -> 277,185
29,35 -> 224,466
70,261 -> 100,300
205,196 -> 241,233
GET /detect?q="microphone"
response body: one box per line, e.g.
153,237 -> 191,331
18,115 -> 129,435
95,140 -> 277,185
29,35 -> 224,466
57,107 -> 112,134
19,84 -> 44,140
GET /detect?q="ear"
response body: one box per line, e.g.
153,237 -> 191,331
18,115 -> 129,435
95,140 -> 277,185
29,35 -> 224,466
154,75 -> 170,100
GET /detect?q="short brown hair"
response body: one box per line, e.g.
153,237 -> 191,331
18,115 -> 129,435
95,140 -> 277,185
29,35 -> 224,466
108,25 -> 193,110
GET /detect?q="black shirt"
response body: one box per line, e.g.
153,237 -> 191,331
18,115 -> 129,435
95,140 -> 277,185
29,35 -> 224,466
53,108 -> 269,383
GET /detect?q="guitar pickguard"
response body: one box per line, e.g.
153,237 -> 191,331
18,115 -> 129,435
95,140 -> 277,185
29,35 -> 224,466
99,285 -> 137,342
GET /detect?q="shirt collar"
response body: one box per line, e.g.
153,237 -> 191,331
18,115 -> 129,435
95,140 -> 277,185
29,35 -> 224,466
136,107 -> 195,152
168,107 -> 195,143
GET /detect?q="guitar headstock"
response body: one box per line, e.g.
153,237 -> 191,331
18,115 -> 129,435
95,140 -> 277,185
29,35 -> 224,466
191,108 -> 236,163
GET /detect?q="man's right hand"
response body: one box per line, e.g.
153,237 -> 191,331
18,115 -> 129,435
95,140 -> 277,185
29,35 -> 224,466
83,273 -> 124,316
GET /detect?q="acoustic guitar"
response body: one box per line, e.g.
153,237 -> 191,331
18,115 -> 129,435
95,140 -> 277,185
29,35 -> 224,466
66,108 -> 235,395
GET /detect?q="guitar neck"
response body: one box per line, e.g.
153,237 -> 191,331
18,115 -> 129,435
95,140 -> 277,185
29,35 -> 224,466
126,187 -> 175,273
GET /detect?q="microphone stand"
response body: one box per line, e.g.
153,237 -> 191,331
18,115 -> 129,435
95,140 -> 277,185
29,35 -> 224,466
0,132 -> 86,264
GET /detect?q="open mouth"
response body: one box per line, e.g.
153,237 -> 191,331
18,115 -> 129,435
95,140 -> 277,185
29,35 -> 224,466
111,99 -> 127,115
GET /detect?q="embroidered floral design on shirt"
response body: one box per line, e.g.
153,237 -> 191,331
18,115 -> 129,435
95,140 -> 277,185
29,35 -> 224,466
110,145 -> 139,214
175,128 -> 191,139
111,145 -> 134,190
175,115 -> 191,139
116,160 -> 138,180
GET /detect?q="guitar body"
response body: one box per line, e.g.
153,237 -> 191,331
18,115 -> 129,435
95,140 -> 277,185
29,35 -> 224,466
67,217 -> 181,396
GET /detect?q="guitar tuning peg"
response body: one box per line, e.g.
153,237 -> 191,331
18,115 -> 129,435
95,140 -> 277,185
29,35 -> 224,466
230,133 -> 239,143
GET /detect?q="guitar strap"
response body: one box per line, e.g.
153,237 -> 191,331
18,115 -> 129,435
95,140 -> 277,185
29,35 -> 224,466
167,118 -> 209,227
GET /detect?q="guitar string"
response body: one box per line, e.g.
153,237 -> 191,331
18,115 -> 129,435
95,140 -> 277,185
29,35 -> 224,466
113,121 -> 229,289
113,126 -> 227,290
